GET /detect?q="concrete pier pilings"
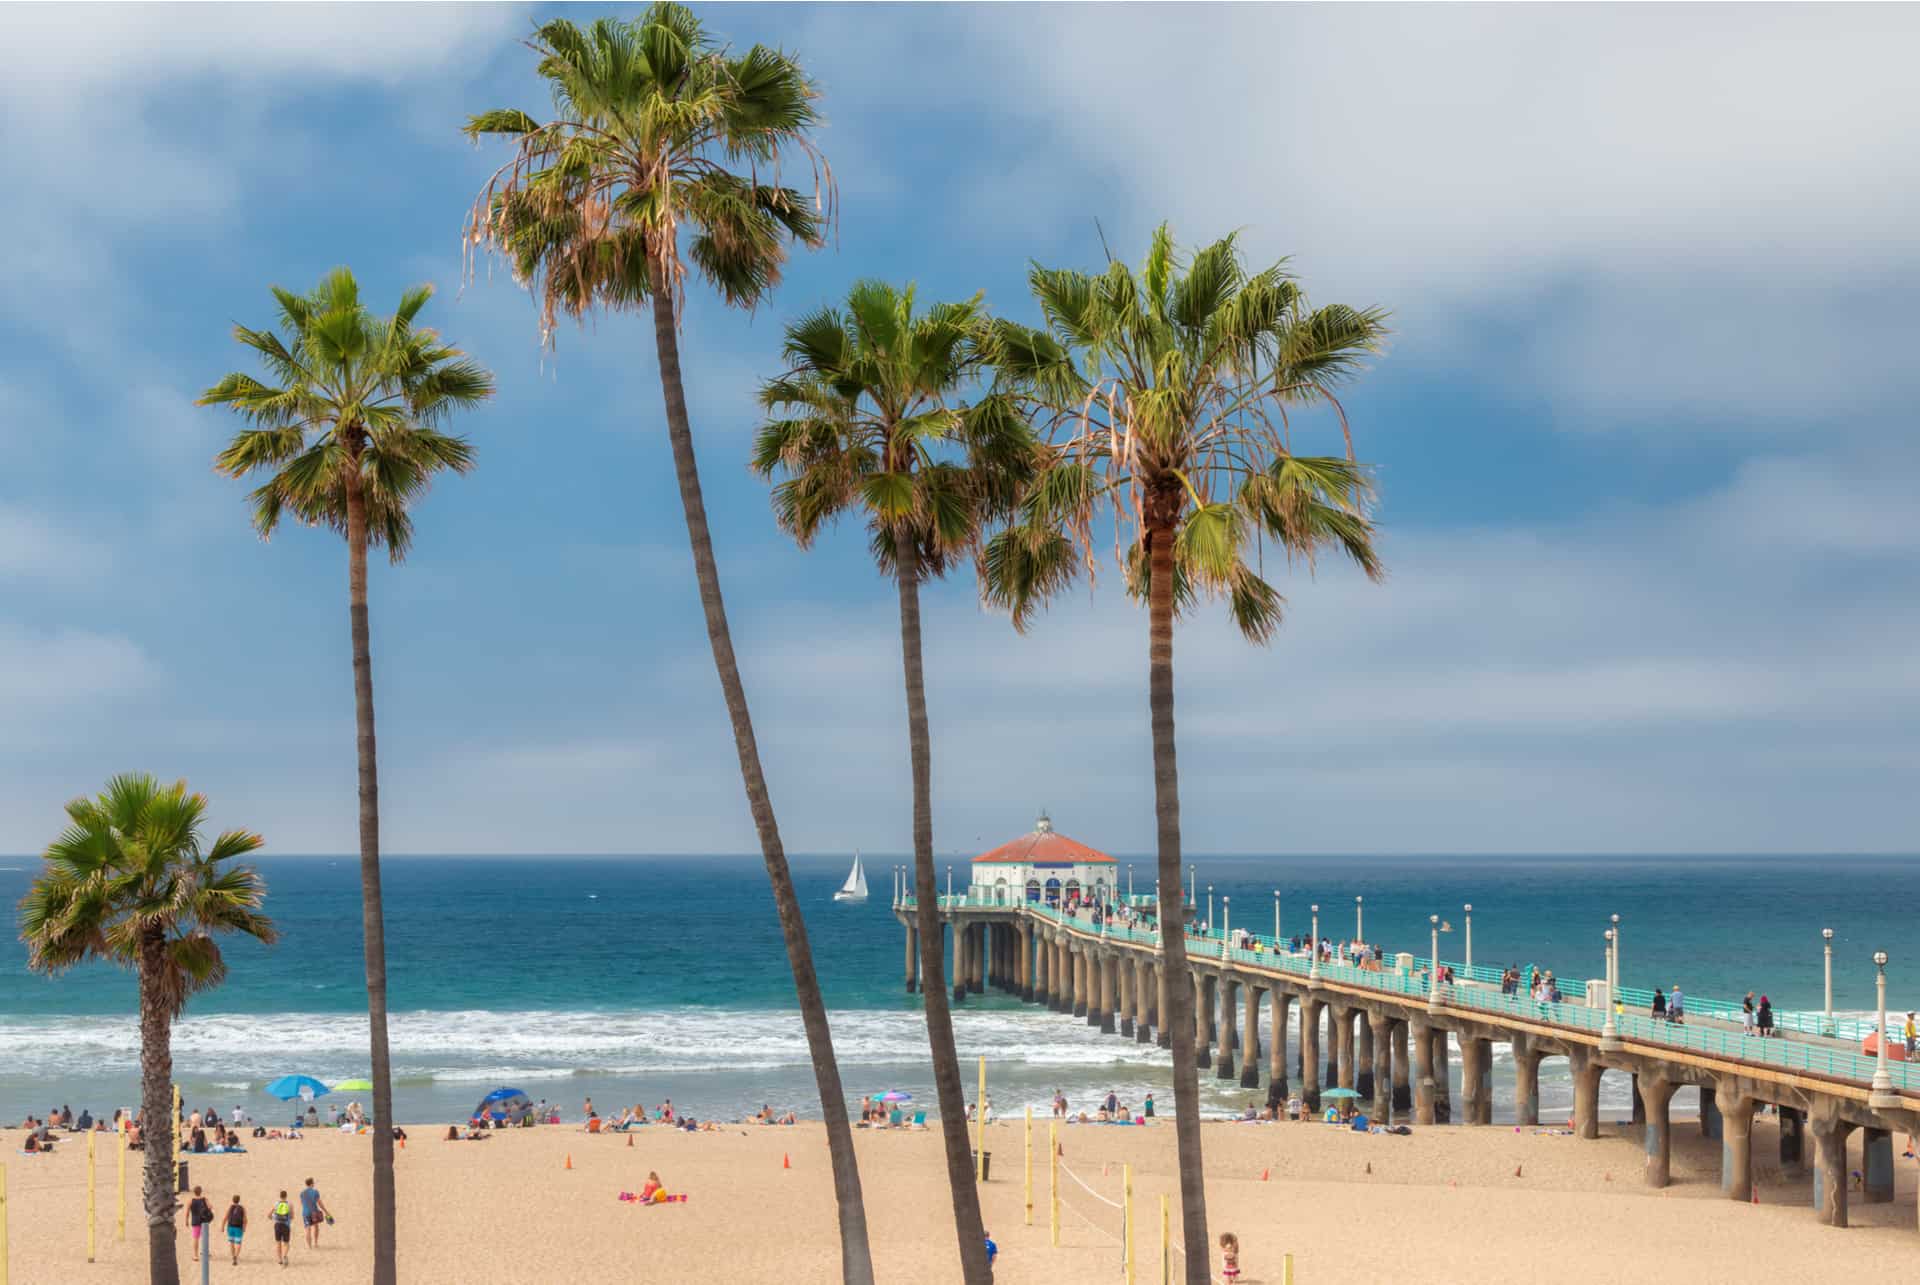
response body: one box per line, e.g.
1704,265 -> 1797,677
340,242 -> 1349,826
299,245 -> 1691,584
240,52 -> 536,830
1512,1034 -> 1541,1127
1571,1047 -> 1601,1140
1301,996 -> 1324,1112
1355,1013 -> 1375,1100
1410,1016 -> 1435,1125
904,924 -> 917,993
1368,1011 -> 1393,1122
1156,966 -> 1172,1049
1715,1080 -> 1755,1201
1193,974 -> 1213,1069
1267,990 -> 1291,1107
1216,977 -> 1241,1082
1098,954 -> 1117,1034
1134,959 -> 1154,1044
1390,1020 -> 1411,1113
1641,1075 -> 1677,1188
1779,1104 -> 1805,1173
1863,1127 -> 1895,1203
1811,1110 -> 1853,1227
1334,1006 -> 1355,1092
1430,1027 -> 1451,1124
1241,983 -> 1263,1090
951,922 -> 966,1004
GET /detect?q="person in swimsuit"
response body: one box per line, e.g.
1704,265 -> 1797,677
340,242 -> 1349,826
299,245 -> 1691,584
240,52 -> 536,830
300,1178 -> 330,1248
271,1191 -> 294,1265
1218,1231 -> 1241,1281
184,1186 -> 213,1261
224,1195 -> 247,1265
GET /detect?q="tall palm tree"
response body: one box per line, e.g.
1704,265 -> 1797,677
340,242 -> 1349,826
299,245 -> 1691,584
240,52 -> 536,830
462,10 -> 874,1277
980,225 -> 1387,1283
752,281 -> 1032,1283
17,773 -> 275,1285
199,268 -> 493,1285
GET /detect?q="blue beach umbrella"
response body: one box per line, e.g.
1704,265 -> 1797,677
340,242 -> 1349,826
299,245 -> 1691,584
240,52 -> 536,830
264,1074 -> 330,1102
474,1087 -> 532,1119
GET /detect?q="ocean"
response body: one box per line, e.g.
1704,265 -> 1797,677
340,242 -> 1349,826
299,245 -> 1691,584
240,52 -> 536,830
2,853 -> 1912,1127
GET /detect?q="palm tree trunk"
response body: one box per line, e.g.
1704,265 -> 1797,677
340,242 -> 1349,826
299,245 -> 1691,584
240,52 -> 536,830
344,468 -> 399,1285
650,288 -> 874,1283
895,530 -> 993,1282
138,926 -> 181,1285
1147,520 -> 1209,1284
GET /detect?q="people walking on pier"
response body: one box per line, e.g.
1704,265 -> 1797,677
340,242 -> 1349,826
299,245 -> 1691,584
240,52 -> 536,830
1742,993 -> 1756,1035
1669,985 -> 1686,1024
1905,1010 -> 1916,1057
1758,995 -> 1774,1037
1651,987 -> 1667,1021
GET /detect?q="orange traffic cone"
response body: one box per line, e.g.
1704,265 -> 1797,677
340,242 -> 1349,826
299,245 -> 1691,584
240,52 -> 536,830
1750,1183 -> 1758,1205
1260,1168 -> 1269,1182
565,1153 -> 572,1171
627,1133 -> 634,1148
783,1153 -> 791,1170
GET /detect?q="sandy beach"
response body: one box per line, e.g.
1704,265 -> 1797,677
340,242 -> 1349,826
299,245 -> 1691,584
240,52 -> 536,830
7,1113 -> 1913,1283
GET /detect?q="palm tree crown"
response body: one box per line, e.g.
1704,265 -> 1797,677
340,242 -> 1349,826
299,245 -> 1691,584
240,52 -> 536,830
464,3 -> 831,336
18,773 -> 275,1014
752,280 -> 1032,577
982,224 -> 1388,628
200,267 -> 491,558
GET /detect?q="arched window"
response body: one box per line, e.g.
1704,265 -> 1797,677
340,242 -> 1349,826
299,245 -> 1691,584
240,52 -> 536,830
1044,877 -> 1062,906
1094,878 -> 1109,904
1064,879 -> 1082,904
993,877 -> 1009,906
1026,879 -> 1043,903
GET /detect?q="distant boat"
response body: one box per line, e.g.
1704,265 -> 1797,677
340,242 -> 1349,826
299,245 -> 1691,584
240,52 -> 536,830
834,853 -> 869,904
587,893 -> 598,901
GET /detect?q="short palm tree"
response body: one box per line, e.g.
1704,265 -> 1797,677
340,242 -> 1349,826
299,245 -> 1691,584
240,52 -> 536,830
17,774 -> 274,1285
463,9 -> 874,1277
980,225 -> 1387,1282
200,267 -> 492,1285
753,281 -> 1032,1283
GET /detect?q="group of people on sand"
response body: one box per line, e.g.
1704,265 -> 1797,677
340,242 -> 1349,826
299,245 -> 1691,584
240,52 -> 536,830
1047,1088 -> 1153,1124
184,1177 -> 330,1268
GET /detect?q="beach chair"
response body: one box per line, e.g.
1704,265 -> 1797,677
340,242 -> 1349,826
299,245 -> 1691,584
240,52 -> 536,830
910,1111 -> 927,1129
586,1116 -> 603,1134
887,1109 -> 903,1128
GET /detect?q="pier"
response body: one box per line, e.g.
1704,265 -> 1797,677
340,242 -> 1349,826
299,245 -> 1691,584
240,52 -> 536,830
895,876 -> 1920,1233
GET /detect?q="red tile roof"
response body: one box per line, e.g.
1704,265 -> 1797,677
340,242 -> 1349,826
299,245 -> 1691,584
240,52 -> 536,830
972,814 -> 1114,864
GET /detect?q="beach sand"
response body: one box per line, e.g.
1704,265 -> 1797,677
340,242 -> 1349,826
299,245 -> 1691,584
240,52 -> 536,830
6,1114 -> 1914,1282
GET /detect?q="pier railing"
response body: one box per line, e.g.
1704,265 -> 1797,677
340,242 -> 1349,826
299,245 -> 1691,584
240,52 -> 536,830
901,894 -> 1920,1093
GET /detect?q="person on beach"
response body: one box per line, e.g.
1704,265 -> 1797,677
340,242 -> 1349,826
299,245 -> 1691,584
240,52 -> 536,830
271,1191 -> 295,1265
224,1194 -> 248,1265
185,1186 -> 213,1260
1218,1231 -> 1241,1282
640,1170 -> 664,1203
300,1178 -> 330,1248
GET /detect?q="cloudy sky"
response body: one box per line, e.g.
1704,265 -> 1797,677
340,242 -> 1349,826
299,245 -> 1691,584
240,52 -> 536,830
3,3 -> 1916,857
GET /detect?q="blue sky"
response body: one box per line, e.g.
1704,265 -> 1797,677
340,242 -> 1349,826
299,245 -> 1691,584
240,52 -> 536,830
3,3 -> 1917,856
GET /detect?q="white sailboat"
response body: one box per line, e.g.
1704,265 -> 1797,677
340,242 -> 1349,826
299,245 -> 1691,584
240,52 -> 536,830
834,852 -> 869,904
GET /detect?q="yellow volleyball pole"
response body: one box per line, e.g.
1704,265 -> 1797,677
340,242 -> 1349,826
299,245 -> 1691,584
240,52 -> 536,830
172,1084 -> 182,1166
1123,1163 -> 1134,1284
1023,1108 -> 1033,1226
117,1130 -> 126,1241
974,1056 -> 986,1181
1048,1121 -> 1059,1246
1159,1193 -> 1169,1284
86,1131 -> 96,1263
2,1161 -> 10,1285
1283,1251 -> 1295,1285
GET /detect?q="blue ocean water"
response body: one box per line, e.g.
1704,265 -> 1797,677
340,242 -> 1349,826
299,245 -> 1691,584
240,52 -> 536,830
2,853 -> 1912,1125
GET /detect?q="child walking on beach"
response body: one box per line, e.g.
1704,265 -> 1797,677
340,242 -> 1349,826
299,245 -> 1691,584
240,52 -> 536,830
1217,1231 -> 1241,1283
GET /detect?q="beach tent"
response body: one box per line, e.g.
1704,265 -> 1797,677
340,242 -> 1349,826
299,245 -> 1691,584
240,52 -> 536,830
474,1087 -> 533,1121
264,1075 -> 330,1102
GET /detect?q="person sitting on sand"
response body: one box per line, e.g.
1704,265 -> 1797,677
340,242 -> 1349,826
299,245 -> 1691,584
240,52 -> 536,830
779,1111 -> 797,1126
445,1126 -> 460,1142
640,1171 -> 664,1203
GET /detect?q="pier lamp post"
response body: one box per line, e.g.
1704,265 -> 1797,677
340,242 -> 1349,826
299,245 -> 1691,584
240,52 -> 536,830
1464,904 -> 1473,975
1870,951 -> 1899,1108
1822,929 -> 1835,1036
1222,896 -> 1231,958
1273,890 -> 1280,948
1600,928 -> 1621,1050
1309,904 -> 1321,981
1355,895 -> 1364,941
946,865 -> 953,902
1128,864 -> 1134,902
1610,914 -> 1621,993
1428,914 -> 1443,1010
1207,885 -> 1215,937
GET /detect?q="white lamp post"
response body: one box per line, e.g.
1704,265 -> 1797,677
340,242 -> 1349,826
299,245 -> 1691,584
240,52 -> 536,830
1207,885 -> 1214,937
946,865 -> 953,901
1610,914 -> 1621,994
1600,928 -> 1621,1050
1222,896 -> 1231,958
1870,951 -> 1899,1107
1428,914 -> 1443,1009
1822,928 -> 1835,1036
1464,904 -> 1474,974
1188,867 -> 1196,912
1309,904 -> 1321,981
1355,895 -> 1364,941
1273,890 -> 1281,947
1127,864 -> 1134,901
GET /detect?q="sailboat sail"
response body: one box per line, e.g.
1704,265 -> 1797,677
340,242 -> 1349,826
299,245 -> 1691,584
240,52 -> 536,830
835,853 -> 869,902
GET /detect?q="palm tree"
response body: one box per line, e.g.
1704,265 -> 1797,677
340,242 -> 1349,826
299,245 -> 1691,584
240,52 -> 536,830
980,225 -> 1387,1283
462,10 -> 873,1277
199,268 -> 492,1285
752,281 -> 1032,1283
17,773 -> 275,1285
